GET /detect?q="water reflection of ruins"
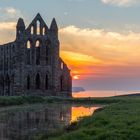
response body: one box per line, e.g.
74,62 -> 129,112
0,104 -> 99,140
0,104 -> 71,140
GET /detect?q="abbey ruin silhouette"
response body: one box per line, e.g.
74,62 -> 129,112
0,13 -> 72,96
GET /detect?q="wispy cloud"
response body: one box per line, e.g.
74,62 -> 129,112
0,7 -> 24,44
101,0 -> 139,7
0,22 -> 16,30
59,26 -> 140,79
0,20 -> 140,81
0,22 -> 16,44
0,7 -> 23,21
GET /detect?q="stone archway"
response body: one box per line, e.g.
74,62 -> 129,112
45,74 -> 49,90
35,73 -> 40,89
35,40 -> 41,65
60,75 -> 64,91
27,75 -> 30,90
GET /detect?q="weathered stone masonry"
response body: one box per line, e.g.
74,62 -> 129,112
0,13 -> 72,96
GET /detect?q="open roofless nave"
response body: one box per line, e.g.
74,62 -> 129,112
0,13 -> 72,97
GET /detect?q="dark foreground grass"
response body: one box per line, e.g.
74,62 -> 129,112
0,96 -> 45,106
42,96 -> 140,140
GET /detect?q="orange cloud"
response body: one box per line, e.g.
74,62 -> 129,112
59,26 -> 140,79
0,22 -> 16,44
0,23 -> 140,81
0,22 -> 16,30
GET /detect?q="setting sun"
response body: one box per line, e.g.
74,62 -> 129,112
73,75 -> 80,80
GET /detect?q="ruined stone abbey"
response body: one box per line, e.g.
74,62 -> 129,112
0,13 -> 72,96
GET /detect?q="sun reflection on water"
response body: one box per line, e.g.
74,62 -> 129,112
71,106 -> 101,123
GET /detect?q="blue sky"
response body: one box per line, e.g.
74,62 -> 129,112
1,0 -> 140,91
1,0 -> 140,30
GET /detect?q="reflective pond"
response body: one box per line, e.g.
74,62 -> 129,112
0,104 -> 101,140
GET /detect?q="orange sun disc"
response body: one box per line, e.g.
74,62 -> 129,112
73,75 -> 79,80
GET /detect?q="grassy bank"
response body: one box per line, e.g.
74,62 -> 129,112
41,96 -> 140,140
0,95 -> 140,139
0,96 -> 45,106
0,95 -> 124,107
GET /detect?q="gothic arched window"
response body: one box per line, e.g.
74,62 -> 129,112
45,74 -> 49,90
36,40 -> 41,65
35,73 -> 40,89
27,40 -> 31,49
36,40 -> 40,47
27,40 -> 31,65
31,26 -> 34,35
27,75 -> 30,90
60,76 -> 63,91
46,41 -> 50,65
43,27 -> 46,35
36,20 -> 41,35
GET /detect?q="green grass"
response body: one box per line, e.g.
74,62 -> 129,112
0,95 -> 123,106
42,96 -> 140,140
0,96 -> 45,106
1,95 -> 140,140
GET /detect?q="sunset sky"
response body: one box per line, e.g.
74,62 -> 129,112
0,0 -> 140,90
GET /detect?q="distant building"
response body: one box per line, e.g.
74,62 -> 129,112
0,13 -> 72,96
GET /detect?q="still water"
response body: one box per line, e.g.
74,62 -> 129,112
0,104 -> 101,140
72,90 -> 140,98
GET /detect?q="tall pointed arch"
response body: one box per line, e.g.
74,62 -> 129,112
31,26 -> 34,35
60,75 -> 63,91
46,40 -> 51,65
27,75 -> 30,90
27,40 -> 31,65
43,27 -> 46,35
36,40 -> 41,65
36,20 -> 41,35
27,40 -> 31,49
45,74 -> 49,90
35,73 -> 40,89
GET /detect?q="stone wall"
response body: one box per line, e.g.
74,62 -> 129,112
0,13 -> 72,97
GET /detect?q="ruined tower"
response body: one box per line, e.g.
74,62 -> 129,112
0,13 -> 72,97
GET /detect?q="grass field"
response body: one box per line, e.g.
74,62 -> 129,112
0,95 -> 140,140
44,95 -> 140,140
0,95 -> 123,106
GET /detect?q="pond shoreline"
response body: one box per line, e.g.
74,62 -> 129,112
40,106 -> 105,140
45,95 -> 140,140
0,100 -> 102,140
0,95 -> 140,140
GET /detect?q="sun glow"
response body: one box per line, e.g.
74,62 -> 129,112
73,75 -> 80,80
59,26 -> 140,82
71,106 -> 101,122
